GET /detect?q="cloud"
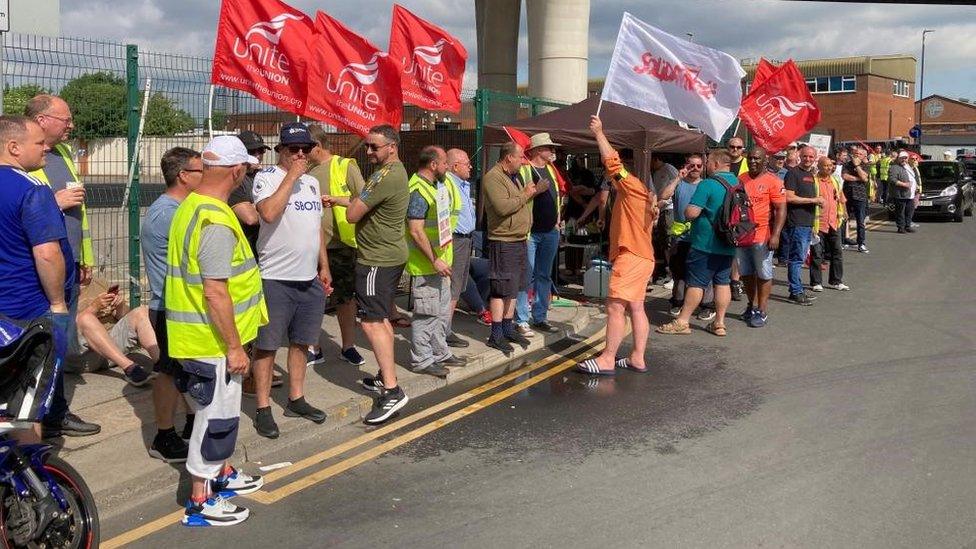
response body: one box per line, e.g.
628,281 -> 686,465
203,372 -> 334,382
60,0 -> 976,100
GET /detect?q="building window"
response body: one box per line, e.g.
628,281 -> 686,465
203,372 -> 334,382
893,80 -> 911,98
805,75 -> 856,94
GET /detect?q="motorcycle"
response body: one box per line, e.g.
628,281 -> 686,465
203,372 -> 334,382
0,315 -> 99,548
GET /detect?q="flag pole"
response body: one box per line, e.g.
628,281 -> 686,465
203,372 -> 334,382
207,84 -> 215,138
596,98 -> 605,118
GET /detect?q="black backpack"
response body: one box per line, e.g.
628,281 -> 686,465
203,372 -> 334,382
712,173 -> 758,247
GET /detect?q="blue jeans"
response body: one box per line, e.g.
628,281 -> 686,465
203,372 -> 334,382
45,310 -> 71,424
516,229 -> 560,325
783,225 -> 813,296
846,199 -> 867,246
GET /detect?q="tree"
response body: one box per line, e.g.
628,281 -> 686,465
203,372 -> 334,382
59,72 -> 197,138
143,94 -> 195,136
59,72 -> 127,138
3,84 -> 50,116
210,110 -> 229,131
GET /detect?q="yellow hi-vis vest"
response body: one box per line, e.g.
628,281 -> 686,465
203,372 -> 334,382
813,174 -> 845,235
405,174 -> 453,276
520,163 -> 562,225
328,156 -> 357,248
29,143 -> 95,267
164,192 -> 268,359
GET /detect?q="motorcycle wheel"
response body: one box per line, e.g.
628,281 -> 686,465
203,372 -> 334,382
0,455 -> 99,549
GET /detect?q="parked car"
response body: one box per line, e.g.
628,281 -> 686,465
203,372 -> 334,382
915,160 -> 975,222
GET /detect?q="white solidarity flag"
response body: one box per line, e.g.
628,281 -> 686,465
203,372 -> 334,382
601,13 -> 746,141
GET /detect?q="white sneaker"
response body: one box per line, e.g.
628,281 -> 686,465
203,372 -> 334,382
212,467 -> 264,497
182,495 -> 249,527
858,245 -> 870,254
810,284 -> 824,292
696,309 -> 717,322
516,323 -> 536,338
826,283 -> 851,291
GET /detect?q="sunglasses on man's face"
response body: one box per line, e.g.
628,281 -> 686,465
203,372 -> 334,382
287,145 -> 313,154
686,163 -> 703,169
728,145 -> 744,150
748,156 -> 764,162
365,142 -> 391,151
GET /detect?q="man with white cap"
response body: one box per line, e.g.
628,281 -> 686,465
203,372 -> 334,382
515,132 -> 563,336
250,122 -> 331,439
165,135 -> 267,526
887,150 -> 918,234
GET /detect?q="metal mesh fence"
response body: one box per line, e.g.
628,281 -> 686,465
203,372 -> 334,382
1,32 -> 479,304
2,33 -> 133,294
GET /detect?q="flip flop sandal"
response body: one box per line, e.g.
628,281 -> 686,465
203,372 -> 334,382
656,320 -> 691,335
574,358 -> 616,376
706,322 -> 727,337
614,357 -> 648,373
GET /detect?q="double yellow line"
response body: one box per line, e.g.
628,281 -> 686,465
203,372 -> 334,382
103,330 -> 605,548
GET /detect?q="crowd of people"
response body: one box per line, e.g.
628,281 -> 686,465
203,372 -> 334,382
0,92 -> 926,527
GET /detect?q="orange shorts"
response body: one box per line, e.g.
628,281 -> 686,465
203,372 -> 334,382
608,252 -> 654,302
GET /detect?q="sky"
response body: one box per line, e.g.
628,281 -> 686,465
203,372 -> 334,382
62,0 -> 976,101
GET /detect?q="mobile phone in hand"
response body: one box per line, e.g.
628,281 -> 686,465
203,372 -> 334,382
107,284 -> 120,294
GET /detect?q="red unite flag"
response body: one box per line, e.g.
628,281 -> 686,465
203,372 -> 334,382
739,59 -> 821,153
211,0 -> 315,115
751,57 -> 777,90
388,4 -> 468,113
304,11 -> 403,136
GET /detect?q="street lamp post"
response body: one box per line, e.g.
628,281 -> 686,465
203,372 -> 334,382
918,29 -> 935,148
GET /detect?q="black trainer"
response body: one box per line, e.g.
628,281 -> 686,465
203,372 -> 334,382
283,396 -> 326,424
445,333 -> 470,348
253,407 -> 280,439
505,332 -> 531,348
414,363 -> 449,378
364,386 -> 409,425
486,336 -> 514,355
788,293 -> 814,306
530,321 -> 559,334
42,412 -> 101,439
362,375 -> 385,394
438,355 -> 467,367
149,429 -> 189,463
123,363 -> 153,388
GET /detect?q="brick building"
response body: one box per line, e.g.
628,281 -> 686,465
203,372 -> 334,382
916,94 -> 976,156
742,55 -> 918,143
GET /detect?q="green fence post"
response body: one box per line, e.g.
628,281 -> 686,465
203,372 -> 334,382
126,44 -> 141,308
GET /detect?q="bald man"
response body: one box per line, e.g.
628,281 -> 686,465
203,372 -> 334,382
444,148 -> 477,348
727,137 -> 748,176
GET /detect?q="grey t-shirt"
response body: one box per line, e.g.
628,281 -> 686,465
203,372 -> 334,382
141,194 -> 180,310
197,225 -> 236,279
42,151 -> 83,263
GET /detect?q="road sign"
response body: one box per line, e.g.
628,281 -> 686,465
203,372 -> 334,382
0,0 -> 8,33
909,126 -> 921,139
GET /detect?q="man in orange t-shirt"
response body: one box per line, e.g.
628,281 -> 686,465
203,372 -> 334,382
736,148 -> 786,328
575,115 -> 657,375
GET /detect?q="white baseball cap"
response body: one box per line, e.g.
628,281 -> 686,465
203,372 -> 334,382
897,151 -> 910,158
202,136 -> 259,166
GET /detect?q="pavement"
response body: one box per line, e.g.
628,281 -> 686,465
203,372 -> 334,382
57,283 -> 637,523
100,212 -> 976,548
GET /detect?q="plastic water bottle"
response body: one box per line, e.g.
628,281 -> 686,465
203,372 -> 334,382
583,259 -> 611,298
